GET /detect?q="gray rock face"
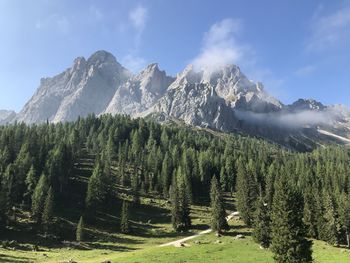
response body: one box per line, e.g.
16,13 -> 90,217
141,64 -> 283,130
288,99 -> 326,112
0,110 -> 16,125
104,63 -> 174,116
16,51 -> 130,124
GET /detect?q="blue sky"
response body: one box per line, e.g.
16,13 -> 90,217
0,0 -> 349,111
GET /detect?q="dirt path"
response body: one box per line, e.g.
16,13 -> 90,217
159,212 -> 236,247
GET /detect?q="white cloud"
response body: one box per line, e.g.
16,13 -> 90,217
122,54 -> 146,73
307,4 -> 350,51
192,18 -> 246,71
129,5 -> 148,32
191,18 -> 286,102
236,109 -> 334,129
295,65 -> 316,77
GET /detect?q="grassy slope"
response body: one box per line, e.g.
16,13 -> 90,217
1,201 -> 349,263
1,220 -> 349,263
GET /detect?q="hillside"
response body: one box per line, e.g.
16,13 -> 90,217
0,114 -> 350,262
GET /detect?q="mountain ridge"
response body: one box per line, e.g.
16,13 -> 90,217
2,50 -> 350,150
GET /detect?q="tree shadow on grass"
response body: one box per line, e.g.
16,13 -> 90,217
0,254 -> 34,263
87,243 -> 136,252
224,225 -> 252,237
191,224 -> 210,231
86,227 -> 143,245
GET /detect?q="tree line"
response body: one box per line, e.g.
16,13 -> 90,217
0,114 -> 349,262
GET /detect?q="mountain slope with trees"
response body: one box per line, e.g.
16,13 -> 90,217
0,114 -> 350,261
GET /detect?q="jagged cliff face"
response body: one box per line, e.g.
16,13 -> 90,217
16,51 -> 130,124
104,63 -> 174,116
4,50 -> 350,150
141,64 -> 283,130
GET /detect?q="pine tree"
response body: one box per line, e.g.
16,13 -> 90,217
178,169 -> 191,230
85,161 -> 107,217
0,172 -> 10,223
161,153 -> 172,197
31,173 -> 49,222
271,176 -> 312,263
42,187 -> 54,231
169,183 -> 181,232
303,189 -> 318,238
220,166 -> 227,191
339,193 -> 350,248
120,200 -> 130,234
210,176 -> 229,233
131,173 -> 140,204
321,192 -> 340,246
236,160 -> 257,226
24,165 -> 37,204
76,216 -> 85,242
253,196 -> 271,248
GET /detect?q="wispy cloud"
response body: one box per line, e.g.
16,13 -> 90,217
306,4 -> 350,51
236,109 -> 334,129
192,18 -> 247,71
35,14 -> 70,34
295,65 -> 316,77
123,4 -> 149,73
129,5 -> 148,32
122,54 -> 146,73
89,5 -> 103,20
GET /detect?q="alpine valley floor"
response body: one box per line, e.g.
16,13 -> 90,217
0,194 -> 349,263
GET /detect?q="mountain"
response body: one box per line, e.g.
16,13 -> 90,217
16,51 -> 130,124
10,50 -> 350,150
104,63 -> 174,116
0,110 -> 16,125
140,64 -> 283,131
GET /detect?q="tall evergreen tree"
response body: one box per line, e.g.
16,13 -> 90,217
339,193 -> 350,248
178,168 -> 192,230
169,183 -> 181,232
271,176 -> 312,263
236,160 -> 257,226
24,165 -> 37,205
42,187 -> 54,231
303,190 -> 318,238
85,161 -> 107,217
31,173 -> 49,222
321,192 -> 340,245
76,216 -> 85,242
131,173 -> 140,204
210,176 -> 228,233
253,196 -> 271,248
120,200 -> 130,234
161,153 -> 172,197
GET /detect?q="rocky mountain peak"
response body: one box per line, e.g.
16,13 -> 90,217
138,63 -> 173,93
289,99 -> 326,111
104,63 -> 174,116
16,50 -> 130,124
87,50 -> 118,65
142,63 -> 160,73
